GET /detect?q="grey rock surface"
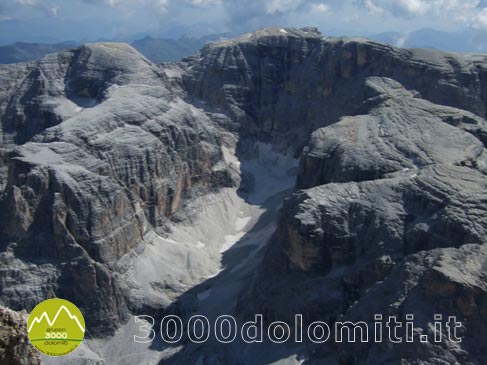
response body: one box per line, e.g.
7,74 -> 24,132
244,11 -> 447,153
329,244 -> 487,365
0,306 -> 41,365
0,42 -> 234,335
182,27 -> 487,153
0,26 -> 487,365
297,77 -> 487,188
253,163 -> 487,318
243,33 -> 487,365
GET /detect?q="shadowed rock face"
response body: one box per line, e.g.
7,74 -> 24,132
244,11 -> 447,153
238,36 -> 487,365
0,27 -> 487,364
254,164 -> 487,315
328,244 -> 487,365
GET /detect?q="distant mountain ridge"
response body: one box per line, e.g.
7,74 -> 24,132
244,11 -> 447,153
2,28 -> 486,66
131,33 -> 232,63
0,41 -> 78,64
0,33 -> 232,65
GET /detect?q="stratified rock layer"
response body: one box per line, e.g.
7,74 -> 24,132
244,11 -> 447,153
182,27 -> 487,152
0,43 -> 234,335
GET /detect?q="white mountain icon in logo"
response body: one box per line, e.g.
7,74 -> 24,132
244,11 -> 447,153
27,305 -> 85,333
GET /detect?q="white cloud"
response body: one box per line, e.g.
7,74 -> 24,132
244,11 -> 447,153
154,0 -> 169,10
311,3 -> 330,13
15,0 -> 39,5
397,0 -> 429,15
365,0 -> 487,31
86,0 -> 170,12
368,0 -> 430,17
5,0 -> 487,44
363,0 -> 384,14
50,3 -> 59,15
15,0 -> 60,16
265,0 -> 302,14
396,33 -> 410,47
474,7 -> 487,30
106,0 -> 122,6
190,0 -> 222,6
372,0 -> 484,17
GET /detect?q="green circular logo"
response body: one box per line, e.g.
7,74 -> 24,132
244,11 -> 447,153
27,298 -> 85,357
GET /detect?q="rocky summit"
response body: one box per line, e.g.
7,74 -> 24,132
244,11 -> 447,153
0,27 -> 486,365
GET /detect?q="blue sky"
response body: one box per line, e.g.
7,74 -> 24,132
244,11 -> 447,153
1,0 -> 487,44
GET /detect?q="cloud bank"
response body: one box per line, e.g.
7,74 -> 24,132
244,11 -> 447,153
2,0 -> 487,43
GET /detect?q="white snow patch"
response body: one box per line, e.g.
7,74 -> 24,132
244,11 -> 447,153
279,28 -> 288,34
269,354 -> 306,365
163,66 -> 184,78
235,215 -> 251,231
204,268 -> 223,279
241,142 -> 298,204
222,145 -> 241,168
220,231 -> 247,253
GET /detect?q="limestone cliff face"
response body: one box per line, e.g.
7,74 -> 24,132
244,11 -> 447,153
241,36 -> 487,365
0,43 -> 234,334
182,27 -> 487,152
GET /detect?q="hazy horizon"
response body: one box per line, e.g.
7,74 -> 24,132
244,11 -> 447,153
1,0 -> 487,51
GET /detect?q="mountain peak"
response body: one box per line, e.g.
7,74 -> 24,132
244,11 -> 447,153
204,26 -> 324,49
